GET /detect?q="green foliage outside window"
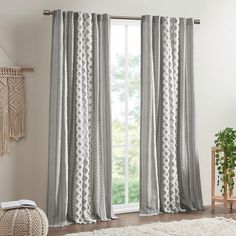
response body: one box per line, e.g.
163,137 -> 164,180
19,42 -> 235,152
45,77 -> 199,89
111,53 -> 140,205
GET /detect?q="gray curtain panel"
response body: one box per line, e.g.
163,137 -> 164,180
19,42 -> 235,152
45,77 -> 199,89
47,10 -> 114,226
140,15 -> 203,215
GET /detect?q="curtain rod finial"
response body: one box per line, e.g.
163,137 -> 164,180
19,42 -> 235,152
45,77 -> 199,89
43,10 -> 53,16
194,19 -> 200,24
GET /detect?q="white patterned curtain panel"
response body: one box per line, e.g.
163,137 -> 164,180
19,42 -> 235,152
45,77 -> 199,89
47,10 -> 115,226
140,16 -> 203,215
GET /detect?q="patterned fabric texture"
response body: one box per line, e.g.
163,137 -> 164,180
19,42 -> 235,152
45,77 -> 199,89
47,10 -> 114,226
0,207 -> 48,236
140,16 -> 203,215
0,67 -> 25,155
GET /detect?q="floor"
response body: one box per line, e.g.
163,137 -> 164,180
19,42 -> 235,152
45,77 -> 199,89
48,206 -> 236,235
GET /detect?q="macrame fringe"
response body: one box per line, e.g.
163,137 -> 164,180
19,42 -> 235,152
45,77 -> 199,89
9,110 -> 25,140
0,114 -> 10,155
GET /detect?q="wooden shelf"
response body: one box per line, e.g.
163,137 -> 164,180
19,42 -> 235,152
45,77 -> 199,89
211,147 -> 236,213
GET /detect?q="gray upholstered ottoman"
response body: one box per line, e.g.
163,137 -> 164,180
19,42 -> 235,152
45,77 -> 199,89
0,207 -> 48,236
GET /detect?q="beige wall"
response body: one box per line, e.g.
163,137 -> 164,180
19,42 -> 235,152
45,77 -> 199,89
0,0 -> 236,211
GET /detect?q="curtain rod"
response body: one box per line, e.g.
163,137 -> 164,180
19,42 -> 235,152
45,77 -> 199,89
43,10 -> 200,24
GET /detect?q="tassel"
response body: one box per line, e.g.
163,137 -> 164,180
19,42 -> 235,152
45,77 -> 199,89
0,113 -> 10,155
0,77 -> 10,155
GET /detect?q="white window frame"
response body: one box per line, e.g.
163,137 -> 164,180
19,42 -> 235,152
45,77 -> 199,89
111,19 -> 140,214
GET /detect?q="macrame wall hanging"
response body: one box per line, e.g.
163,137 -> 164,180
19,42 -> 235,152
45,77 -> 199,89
0,44 -> 33,155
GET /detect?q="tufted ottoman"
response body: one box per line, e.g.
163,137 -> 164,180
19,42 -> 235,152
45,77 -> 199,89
0,207 -> 48,236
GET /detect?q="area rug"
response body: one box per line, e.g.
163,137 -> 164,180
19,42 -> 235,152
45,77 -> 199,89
65,217 -> 236,236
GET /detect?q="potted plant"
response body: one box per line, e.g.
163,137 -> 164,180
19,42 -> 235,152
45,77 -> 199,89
214,128 -> 236,196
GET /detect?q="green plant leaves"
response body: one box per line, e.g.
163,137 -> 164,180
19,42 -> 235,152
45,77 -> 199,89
214,127 -> 236,197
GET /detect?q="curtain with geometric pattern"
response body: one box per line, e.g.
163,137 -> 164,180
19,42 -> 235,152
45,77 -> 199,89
47,10 -> 115,226
140,15 -> 203,215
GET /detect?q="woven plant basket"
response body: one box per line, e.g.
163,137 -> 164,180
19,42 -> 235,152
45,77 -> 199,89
0,207 -> 48,236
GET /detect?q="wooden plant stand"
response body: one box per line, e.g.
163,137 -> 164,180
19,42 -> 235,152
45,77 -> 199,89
211,147 -> 236,213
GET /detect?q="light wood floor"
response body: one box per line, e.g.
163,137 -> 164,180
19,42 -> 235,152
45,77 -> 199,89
48,206 -> 236,235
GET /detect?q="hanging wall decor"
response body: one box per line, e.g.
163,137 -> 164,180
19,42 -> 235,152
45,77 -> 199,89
0,42 -> 34,155
0,67 -> 26,155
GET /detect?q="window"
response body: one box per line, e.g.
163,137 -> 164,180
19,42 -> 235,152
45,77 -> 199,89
111,20 -> 141,213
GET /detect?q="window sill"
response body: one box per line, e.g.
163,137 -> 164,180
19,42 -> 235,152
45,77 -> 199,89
113,203 -> 139,214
